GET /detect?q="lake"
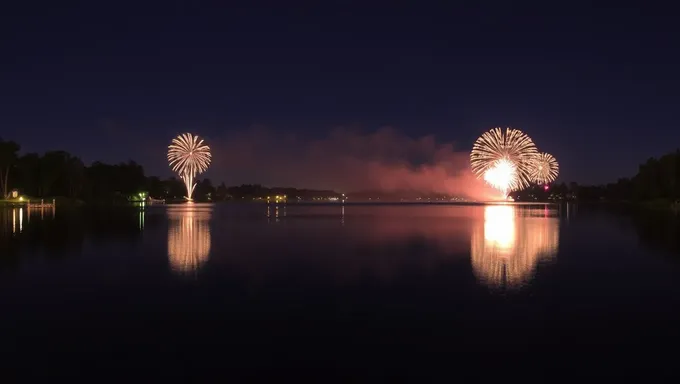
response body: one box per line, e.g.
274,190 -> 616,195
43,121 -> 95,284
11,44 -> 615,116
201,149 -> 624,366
1,203 -> 680,380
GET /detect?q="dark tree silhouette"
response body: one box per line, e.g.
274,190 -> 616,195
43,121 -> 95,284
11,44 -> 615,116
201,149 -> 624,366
0,139 -> 20,198
514,149 -> 680,204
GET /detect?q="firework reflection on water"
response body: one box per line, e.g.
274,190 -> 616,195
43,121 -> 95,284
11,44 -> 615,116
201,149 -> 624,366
167,204 -> 213,274
470,204 -> 559,290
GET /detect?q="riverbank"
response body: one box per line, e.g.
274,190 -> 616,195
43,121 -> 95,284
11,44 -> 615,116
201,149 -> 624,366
3,197 -> 677,213
0,196 -> 85,208
570,199 -> 680,215
633,199 -> 680,213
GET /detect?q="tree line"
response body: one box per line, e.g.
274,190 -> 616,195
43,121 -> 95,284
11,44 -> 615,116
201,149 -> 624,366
3,137 -> 679,203
0,138 -> 189,201
513,149 -> 680,203
0,138 -> 340,202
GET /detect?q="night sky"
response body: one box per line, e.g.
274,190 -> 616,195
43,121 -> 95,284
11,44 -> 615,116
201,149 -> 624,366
2,2 -> 678,187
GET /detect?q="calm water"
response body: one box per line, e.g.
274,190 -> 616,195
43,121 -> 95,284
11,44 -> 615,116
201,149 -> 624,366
1,203 -> 680,379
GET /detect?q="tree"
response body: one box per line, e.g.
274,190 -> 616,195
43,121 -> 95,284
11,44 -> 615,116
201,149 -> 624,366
216,182 -> 228,200
163,177 -> 185,199
194,178 -> 215,200
39,151 -> 71,197
145,176 -> 165,198
0,139 -> 20,198
16,153 -> 41,196
66,156 -> 85,198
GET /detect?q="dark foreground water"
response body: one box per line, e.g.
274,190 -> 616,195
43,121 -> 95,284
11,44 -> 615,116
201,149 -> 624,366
2,203 -> 680,380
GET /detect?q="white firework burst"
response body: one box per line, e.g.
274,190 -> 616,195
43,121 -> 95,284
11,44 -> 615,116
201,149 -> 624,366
470,127 -> 538,196
529,152 -> 559,185
167,133 -> 211,200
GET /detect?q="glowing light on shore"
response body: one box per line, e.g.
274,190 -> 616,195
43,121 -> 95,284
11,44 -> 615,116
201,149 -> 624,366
529,152 -> 559,185
470,127 -> 538,197
167,133 -> 211,201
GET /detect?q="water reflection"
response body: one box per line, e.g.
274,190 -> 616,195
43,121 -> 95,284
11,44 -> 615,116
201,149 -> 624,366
2,206 -> 57,236
266,205 -> 287,223
167,204 -> 213,274
13,208 -> 23,234
1,208 -> 17,237
631,208 -> 680,255
241,205 -> 475,283
470,205 -> 560,289
139,209 -> 145,230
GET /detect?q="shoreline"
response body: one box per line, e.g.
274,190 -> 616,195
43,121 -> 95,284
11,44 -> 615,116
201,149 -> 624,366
3,198 -> 677,212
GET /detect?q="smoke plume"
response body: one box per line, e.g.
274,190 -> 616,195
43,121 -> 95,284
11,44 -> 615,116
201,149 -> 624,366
210,126 -> 498,200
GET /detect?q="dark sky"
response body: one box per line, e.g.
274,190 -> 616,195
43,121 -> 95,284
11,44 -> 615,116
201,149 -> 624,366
1,1 -> 678,186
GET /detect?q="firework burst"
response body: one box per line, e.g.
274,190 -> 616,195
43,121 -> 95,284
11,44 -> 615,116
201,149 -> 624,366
529,152 -> 559,185
470,127 -> 538,197
483,158 -> 518,193
168,133 -> 211,200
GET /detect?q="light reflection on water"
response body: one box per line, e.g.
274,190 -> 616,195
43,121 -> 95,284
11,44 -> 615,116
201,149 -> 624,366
167,204 -> 213,275
471,204 -> 560,289
2,203 -> 562,289
4,202 -> 680,379
2,206 -> 56,236
256,203 -> 560,289
266,204 -> 286,223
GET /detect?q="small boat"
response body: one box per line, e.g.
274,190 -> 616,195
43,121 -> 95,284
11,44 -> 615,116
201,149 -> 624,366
148,197 -> 166,205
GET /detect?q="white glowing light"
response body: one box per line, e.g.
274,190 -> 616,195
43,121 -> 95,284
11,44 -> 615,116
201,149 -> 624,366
483,158 -> 517,198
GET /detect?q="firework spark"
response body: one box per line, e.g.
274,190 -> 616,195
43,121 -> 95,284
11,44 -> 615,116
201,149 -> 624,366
529,152 -> 559,185
470,127 -> 538,197
168,133 -> 212,200
483,158 -> 518,196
